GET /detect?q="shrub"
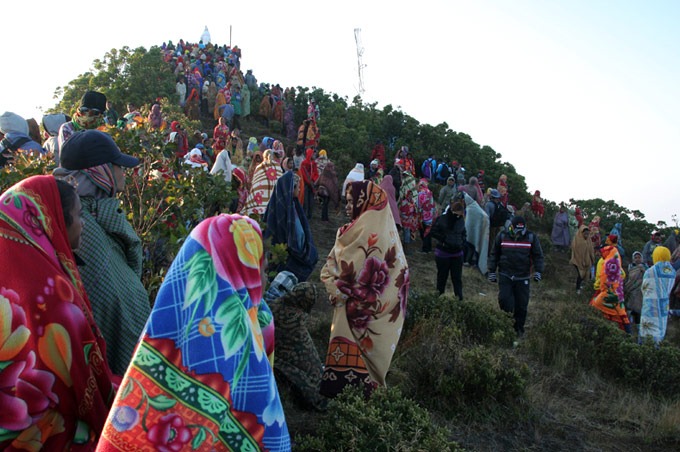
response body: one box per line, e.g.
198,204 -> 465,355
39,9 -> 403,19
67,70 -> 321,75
395,320 -> 528,418
294,386 -> 461,451
526,302 -> 680,397
404,291 -> 515,347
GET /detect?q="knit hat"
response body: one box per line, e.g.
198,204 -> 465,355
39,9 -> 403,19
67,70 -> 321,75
605,234 -> 618,246
80,91 -> 107,112
60,130 -> 139,170
0,111 -> 28,135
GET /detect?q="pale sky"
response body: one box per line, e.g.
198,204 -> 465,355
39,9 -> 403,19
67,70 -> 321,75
3,0 -> 678,225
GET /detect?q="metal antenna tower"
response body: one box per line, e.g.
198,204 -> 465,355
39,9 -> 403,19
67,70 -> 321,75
354,28 -> 366,94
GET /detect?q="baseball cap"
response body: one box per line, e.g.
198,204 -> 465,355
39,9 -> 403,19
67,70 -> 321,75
60,130 -> 140,170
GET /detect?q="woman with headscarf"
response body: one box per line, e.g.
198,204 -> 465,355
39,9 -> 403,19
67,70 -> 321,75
265,276 -> 327,411
570,225 -> 596,293
169,121 -> 189,159
264,171 -> 318,282
320,180 -> 409,398
639,247 -> 676,344
462,176 -> 484,205
497,174 -> 509,207
625,251 -> 647,326
380,174 -> 402,228
147,103 -> 164,130
315,148 -> 329,174
185,88 -> 200,120
551,204 -> 571,252
531,190 -> 544,218
417,178 -> 435,253
588,215 -> 602,248
226,129 -> 244,166
214,87 -> 228,120
298,148 -> 319,218
228,167 -> 248,214
590,235 -> 631,333
241,83 -> 251,119
398,168 -> 420,252
462,192 -> 490,274
247,150 -> 263,191
431,193 -> 467,298
316,152 -> 340,222
243,149 -> 283,216
0,175 -> 115,450
53,130 -> 151,376
212,117 -> 229,156
183,146 -> 209,171
97,215 -> 290,451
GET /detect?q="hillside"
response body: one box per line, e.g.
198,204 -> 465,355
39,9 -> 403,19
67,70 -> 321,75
282,205 -> 680,451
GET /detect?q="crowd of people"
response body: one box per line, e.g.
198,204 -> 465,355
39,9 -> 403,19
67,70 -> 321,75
1,31 -> 679,451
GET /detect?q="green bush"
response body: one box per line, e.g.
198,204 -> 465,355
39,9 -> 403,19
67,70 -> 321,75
404,291 -> 515,347
526,303 -> 680,396
294,386 -> 461,451
396,320 -> 529,418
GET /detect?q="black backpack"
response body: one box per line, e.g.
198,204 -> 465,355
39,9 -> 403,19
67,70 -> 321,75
0,137 -> 31,167
490,203 -> 510,227
437,163 -> 451,180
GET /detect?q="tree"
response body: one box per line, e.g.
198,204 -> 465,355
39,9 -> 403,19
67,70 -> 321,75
50,46 -> 175,115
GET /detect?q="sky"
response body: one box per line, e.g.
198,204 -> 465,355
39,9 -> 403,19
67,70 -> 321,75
2,0 -> 678,225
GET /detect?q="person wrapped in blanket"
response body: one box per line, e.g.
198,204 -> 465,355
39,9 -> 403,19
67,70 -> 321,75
320,180 -> 409,398
97,214 -> 290,451
264,271 -> 328,411
590,234 -> 631,334
0,175 -> 116,450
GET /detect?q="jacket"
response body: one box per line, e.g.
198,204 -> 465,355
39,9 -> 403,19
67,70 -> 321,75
488,229 -> 544,279
431,212 -> 466,253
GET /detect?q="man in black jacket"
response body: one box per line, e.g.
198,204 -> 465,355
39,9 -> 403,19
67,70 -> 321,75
488,216 -> 544,336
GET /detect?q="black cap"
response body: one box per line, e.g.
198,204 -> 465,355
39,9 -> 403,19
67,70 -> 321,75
512,216 -> 526,230
80,91 -> 107,111
60,130 -> 140,170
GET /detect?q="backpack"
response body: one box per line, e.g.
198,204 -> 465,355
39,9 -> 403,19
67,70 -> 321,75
0,137 -> 31,167
490,203 -> 510,227
421,158 -> 434,179
437,163 -> 451,180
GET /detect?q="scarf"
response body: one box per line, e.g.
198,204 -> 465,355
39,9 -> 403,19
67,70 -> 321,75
97,215 -> 290,451
0,175 -> 114,450
73,110 -> 103,130
320,180 -> 409,398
